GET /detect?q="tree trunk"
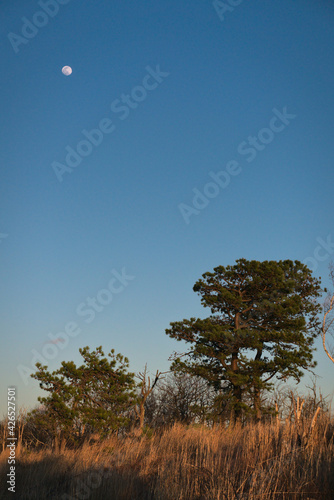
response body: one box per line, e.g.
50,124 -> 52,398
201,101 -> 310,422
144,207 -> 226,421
231,349 -> 242,422
139,402 -> 145,432
53,434 -> 59,453
59,435 -> 66,453
232,384 -> 243,422
253,387 -> 262,422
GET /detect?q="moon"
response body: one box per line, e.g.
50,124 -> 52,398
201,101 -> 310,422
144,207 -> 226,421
62,66 -> 72,76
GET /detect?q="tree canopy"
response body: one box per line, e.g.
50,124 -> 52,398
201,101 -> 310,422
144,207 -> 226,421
166,259 -> 323,420
30,346 -> 137,447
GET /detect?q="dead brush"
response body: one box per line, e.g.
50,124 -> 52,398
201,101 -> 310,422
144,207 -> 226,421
0,417 -> 333,500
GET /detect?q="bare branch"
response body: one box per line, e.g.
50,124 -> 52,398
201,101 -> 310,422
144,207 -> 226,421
322,263 -> 334,364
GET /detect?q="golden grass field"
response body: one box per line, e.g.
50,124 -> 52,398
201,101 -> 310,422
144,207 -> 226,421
1,416 -> 333,500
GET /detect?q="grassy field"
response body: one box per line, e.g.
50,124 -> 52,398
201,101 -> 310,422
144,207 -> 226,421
1,417 -> 333,500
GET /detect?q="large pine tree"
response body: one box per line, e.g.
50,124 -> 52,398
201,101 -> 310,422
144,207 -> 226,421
166,259 -> 322,420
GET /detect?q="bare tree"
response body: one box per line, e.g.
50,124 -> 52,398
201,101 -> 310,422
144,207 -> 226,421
322,263 -> 334,364
0,408 -> 28,454
135,365 -> 166,433
16,407 -> 28,454
145,372 -> 216,427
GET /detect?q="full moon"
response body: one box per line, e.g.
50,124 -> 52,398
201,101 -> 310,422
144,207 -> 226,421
62,66 -> 72,76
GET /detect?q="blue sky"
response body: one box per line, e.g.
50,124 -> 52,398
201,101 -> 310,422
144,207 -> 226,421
1,0 -> 334,415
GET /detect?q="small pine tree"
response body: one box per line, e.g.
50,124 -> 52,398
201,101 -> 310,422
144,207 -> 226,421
31,346 -> 137,447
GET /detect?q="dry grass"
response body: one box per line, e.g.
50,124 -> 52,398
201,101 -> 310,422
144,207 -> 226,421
0,418 -> 333,500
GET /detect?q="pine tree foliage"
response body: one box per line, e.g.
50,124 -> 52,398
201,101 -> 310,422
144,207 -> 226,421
166,259 -> 323,418
30,346 -> 137,442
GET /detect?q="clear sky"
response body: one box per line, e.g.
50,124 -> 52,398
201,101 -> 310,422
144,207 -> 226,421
1,0 -> 334,416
